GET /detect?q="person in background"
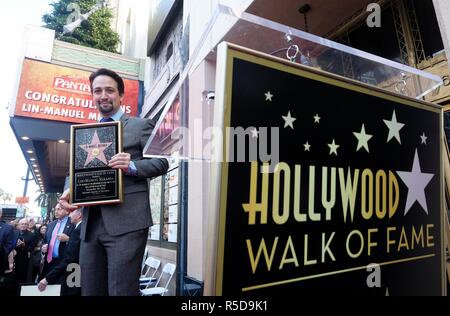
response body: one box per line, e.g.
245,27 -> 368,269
40,204 -> 74,281
29,224 -> 47,282
27,218 -> 36,234
0,210 -> 18,296
0,210 -> 15,276
13,218 -> 36,283
38,209 -> 82,296
9,219 -> 19,230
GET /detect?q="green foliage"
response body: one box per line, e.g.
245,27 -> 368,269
43,0 -> 120,53
0,188 -> 13,204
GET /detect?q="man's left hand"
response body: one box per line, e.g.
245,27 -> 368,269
38,278 -> 48,292
108,152 -> 131,172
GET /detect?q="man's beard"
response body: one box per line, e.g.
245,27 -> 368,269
98,102 -> 114,114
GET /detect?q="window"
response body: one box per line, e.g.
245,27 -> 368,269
320,5 -> 403,84
150,6 -> 183,83
164,166 -> 179,243
148,158 -> 179,249
412,0 -> 444,58
148,176 -> 162,241
166,42 -> 174,63
345,0 -> 444,63
347,6 -> 402,63
445,111 -> 450,147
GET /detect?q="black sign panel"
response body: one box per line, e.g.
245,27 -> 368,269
70,121 -> 123,206
215,47 -> 444,295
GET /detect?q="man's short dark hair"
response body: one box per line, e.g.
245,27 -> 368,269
89,68 -> 125,96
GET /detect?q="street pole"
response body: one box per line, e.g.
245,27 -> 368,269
21,167 -> 33,197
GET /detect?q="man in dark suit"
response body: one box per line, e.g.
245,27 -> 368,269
40,203 -> 74,280
38,208 -> 82,296
0,210 -> 15,277
0,209 -> 17,295
60,68 -> 169,296
13,218 -> 36,283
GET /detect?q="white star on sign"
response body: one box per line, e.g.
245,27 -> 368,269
313,114 -> 321,124
304,142 -> 311,152
265,91 -> 273,101
328,139 -> 340,156
282,111 -> 296,129
396,149 -> 434,216
251,128 -> 259,138
420,132 -> 428,145
383,110 -> 405,144
353,124 -> 373,153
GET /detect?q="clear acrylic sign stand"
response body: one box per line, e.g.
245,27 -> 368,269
143,4 -> 443,162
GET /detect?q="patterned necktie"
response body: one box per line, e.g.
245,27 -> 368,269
100,117 -> 114,123
47,221 -> 61,263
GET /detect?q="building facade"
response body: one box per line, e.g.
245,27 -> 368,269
129,0 -> 449,295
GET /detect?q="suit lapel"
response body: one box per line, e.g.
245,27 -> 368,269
64,223 -> 72,233
47,221 -> 56,240
120,114 -> 130,129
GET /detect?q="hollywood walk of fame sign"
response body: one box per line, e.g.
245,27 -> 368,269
210,43 -> 445,296
70,121 -> 123,206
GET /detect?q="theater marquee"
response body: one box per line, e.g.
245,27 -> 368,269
14,59 -> 139,124
210,43 -> 445,295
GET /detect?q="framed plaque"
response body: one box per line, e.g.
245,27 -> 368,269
70,121 -> 123,206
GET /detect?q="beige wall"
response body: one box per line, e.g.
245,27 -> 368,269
185,60 -> 217,282
110,0 -> 151,59
185,0 -> 254,59
182,0 -> 254,284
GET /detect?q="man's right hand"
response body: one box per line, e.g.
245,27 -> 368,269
59,189 -> 80,211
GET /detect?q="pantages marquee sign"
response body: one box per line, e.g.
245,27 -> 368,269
14,59 -> 140,124
212,44 -> 445,296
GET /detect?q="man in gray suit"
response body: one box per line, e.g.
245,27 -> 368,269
60,68 -> 169,296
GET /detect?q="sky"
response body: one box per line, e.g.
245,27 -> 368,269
0,0 -> 53,217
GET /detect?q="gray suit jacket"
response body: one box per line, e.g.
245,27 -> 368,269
81,114 -> 169,239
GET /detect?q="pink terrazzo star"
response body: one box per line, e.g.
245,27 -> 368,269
80,130 -> 113,167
